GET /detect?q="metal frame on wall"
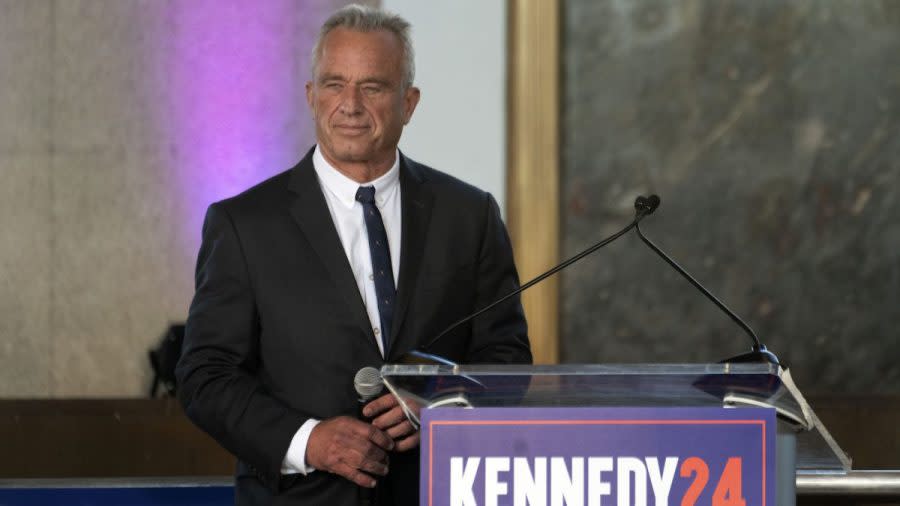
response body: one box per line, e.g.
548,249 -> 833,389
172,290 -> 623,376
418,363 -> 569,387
507,0 -> 560,364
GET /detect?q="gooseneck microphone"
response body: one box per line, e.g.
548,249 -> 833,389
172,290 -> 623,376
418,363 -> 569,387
633,201 -> 779,365
409,196 -> 660,360
402,194 -> 779,366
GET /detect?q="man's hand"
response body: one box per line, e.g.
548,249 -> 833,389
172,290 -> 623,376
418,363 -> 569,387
305,416 -> 393,488
363,393 -> 421,452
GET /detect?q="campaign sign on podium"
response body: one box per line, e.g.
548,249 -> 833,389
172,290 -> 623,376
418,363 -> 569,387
421,407 -> 776,506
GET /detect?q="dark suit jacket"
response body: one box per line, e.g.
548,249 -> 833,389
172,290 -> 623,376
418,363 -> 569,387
176,148 -> 531,505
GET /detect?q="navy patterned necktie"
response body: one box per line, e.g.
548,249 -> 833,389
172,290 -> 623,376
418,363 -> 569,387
355,186 -> 396,356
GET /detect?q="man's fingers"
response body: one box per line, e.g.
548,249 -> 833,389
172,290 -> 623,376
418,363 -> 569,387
386,419 -> 415,440
353,450 -> 389,476
394,431 -> 420,452
366,423 -> 395,451
362,393 -> 398,418
305,412 -> 414,489
333,461 -> 377,488
352,438 -> 388,465
365,400 -> 422,452
306,415 -> 393,487
371,405 -> 407,430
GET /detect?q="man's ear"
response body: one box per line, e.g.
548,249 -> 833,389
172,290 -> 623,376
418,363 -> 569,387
402,86 -> 421,125
305,81 -> 315,113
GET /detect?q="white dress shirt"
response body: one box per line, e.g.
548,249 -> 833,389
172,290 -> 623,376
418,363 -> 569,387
281,146 -> 402,474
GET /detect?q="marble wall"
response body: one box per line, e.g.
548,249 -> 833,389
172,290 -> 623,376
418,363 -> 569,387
0,0 -> 350,397
562,0 -> 900,393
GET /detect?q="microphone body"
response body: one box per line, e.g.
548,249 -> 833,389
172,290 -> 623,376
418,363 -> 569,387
354,366 -> 384,420
353,366 -> 385,506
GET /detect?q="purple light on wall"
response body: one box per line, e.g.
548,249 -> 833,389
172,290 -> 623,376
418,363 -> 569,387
170,1 -> 320,254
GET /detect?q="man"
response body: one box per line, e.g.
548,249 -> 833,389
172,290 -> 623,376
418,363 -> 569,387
176,4 -> 531,505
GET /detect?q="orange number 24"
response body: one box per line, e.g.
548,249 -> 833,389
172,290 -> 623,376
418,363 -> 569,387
680,457 -> 747,506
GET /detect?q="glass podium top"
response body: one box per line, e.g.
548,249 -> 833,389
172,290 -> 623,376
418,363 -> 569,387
381,363 -> 850,473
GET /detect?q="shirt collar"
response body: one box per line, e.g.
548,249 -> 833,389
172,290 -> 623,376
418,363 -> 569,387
312,146 -> 401,209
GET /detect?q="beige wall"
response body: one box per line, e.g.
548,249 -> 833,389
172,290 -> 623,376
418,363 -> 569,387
0,0 -> 350,397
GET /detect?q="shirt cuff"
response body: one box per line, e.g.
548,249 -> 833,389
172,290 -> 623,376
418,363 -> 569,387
280,418 -> 321,475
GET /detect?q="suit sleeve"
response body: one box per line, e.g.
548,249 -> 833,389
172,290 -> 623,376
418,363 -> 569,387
465,193 -> 533,364
176,203 -> 306,490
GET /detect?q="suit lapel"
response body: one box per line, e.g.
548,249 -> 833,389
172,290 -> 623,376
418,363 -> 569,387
388,154 -> 434,360
285,150 -> 378,353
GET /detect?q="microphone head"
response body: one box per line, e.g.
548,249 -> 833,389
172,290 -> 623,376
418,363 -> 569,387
634,196 -> 646,211
353,366 -> 384,401
634,195 -> 662,215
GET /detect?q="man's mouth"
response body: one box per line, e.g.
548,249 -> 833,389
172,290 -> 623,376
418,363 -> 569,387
334,124 -> 369,135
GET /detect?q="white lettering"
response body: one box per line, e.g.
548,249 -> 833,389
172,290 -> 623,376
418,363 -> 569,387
448,455 -> 679,506
587,457 -> 613,506
451,457 -> 480,506
551,457 -> 584,506
617,457 -> 647,506
514,457 -> 547,506
646,457 -> 678,506
485,457 -> 511,506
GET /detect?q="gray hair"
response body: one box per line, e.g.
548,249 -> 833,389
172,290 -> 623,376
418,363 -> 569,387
311,4 -> 415,89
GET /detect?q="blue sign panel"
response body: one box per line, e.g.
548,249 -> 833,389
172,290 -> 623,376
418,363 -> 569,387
422,407 -> 775,506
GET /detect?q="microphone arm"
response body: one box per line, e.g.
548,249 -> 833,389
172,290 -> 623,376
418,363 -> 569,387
634,217 -> 779,365
414,196 -> 660,355
403,193 -> 778,366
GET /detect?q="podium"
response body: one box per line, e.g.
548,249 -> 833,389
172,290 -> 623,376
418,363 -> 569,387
381,363 -> 850,506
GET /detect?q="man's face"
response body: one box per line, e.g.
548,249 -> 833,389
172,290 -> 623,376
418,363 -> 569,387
307,28 -> 420,171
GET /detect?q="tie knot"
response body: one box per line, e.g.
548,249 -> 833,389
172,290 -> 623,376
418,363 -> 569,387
355,186 -> 377,204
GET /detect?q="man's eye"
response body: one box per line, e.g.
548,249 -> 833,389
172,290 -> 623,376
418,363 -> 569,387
363,86 -> 382,95
324,82 -> 342,91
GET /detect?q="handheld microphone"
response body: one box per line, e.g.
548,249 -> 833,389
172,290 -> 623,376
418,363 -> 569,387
401,196 -> 659,364
352,367 -> 384,504
354,366 -> 384,419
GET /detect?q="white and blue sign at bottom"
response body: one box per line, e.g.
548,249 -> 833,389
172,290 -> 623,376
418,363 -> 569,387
422,407 -> 775,506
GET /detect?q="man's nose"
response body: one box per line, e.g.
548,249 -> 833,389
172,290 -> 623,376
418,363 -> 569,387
338,86 -> 362,115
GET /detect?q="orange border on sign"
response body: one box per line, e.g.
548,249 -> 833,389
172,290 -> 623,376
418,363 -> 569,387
427,418 -> 768,506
